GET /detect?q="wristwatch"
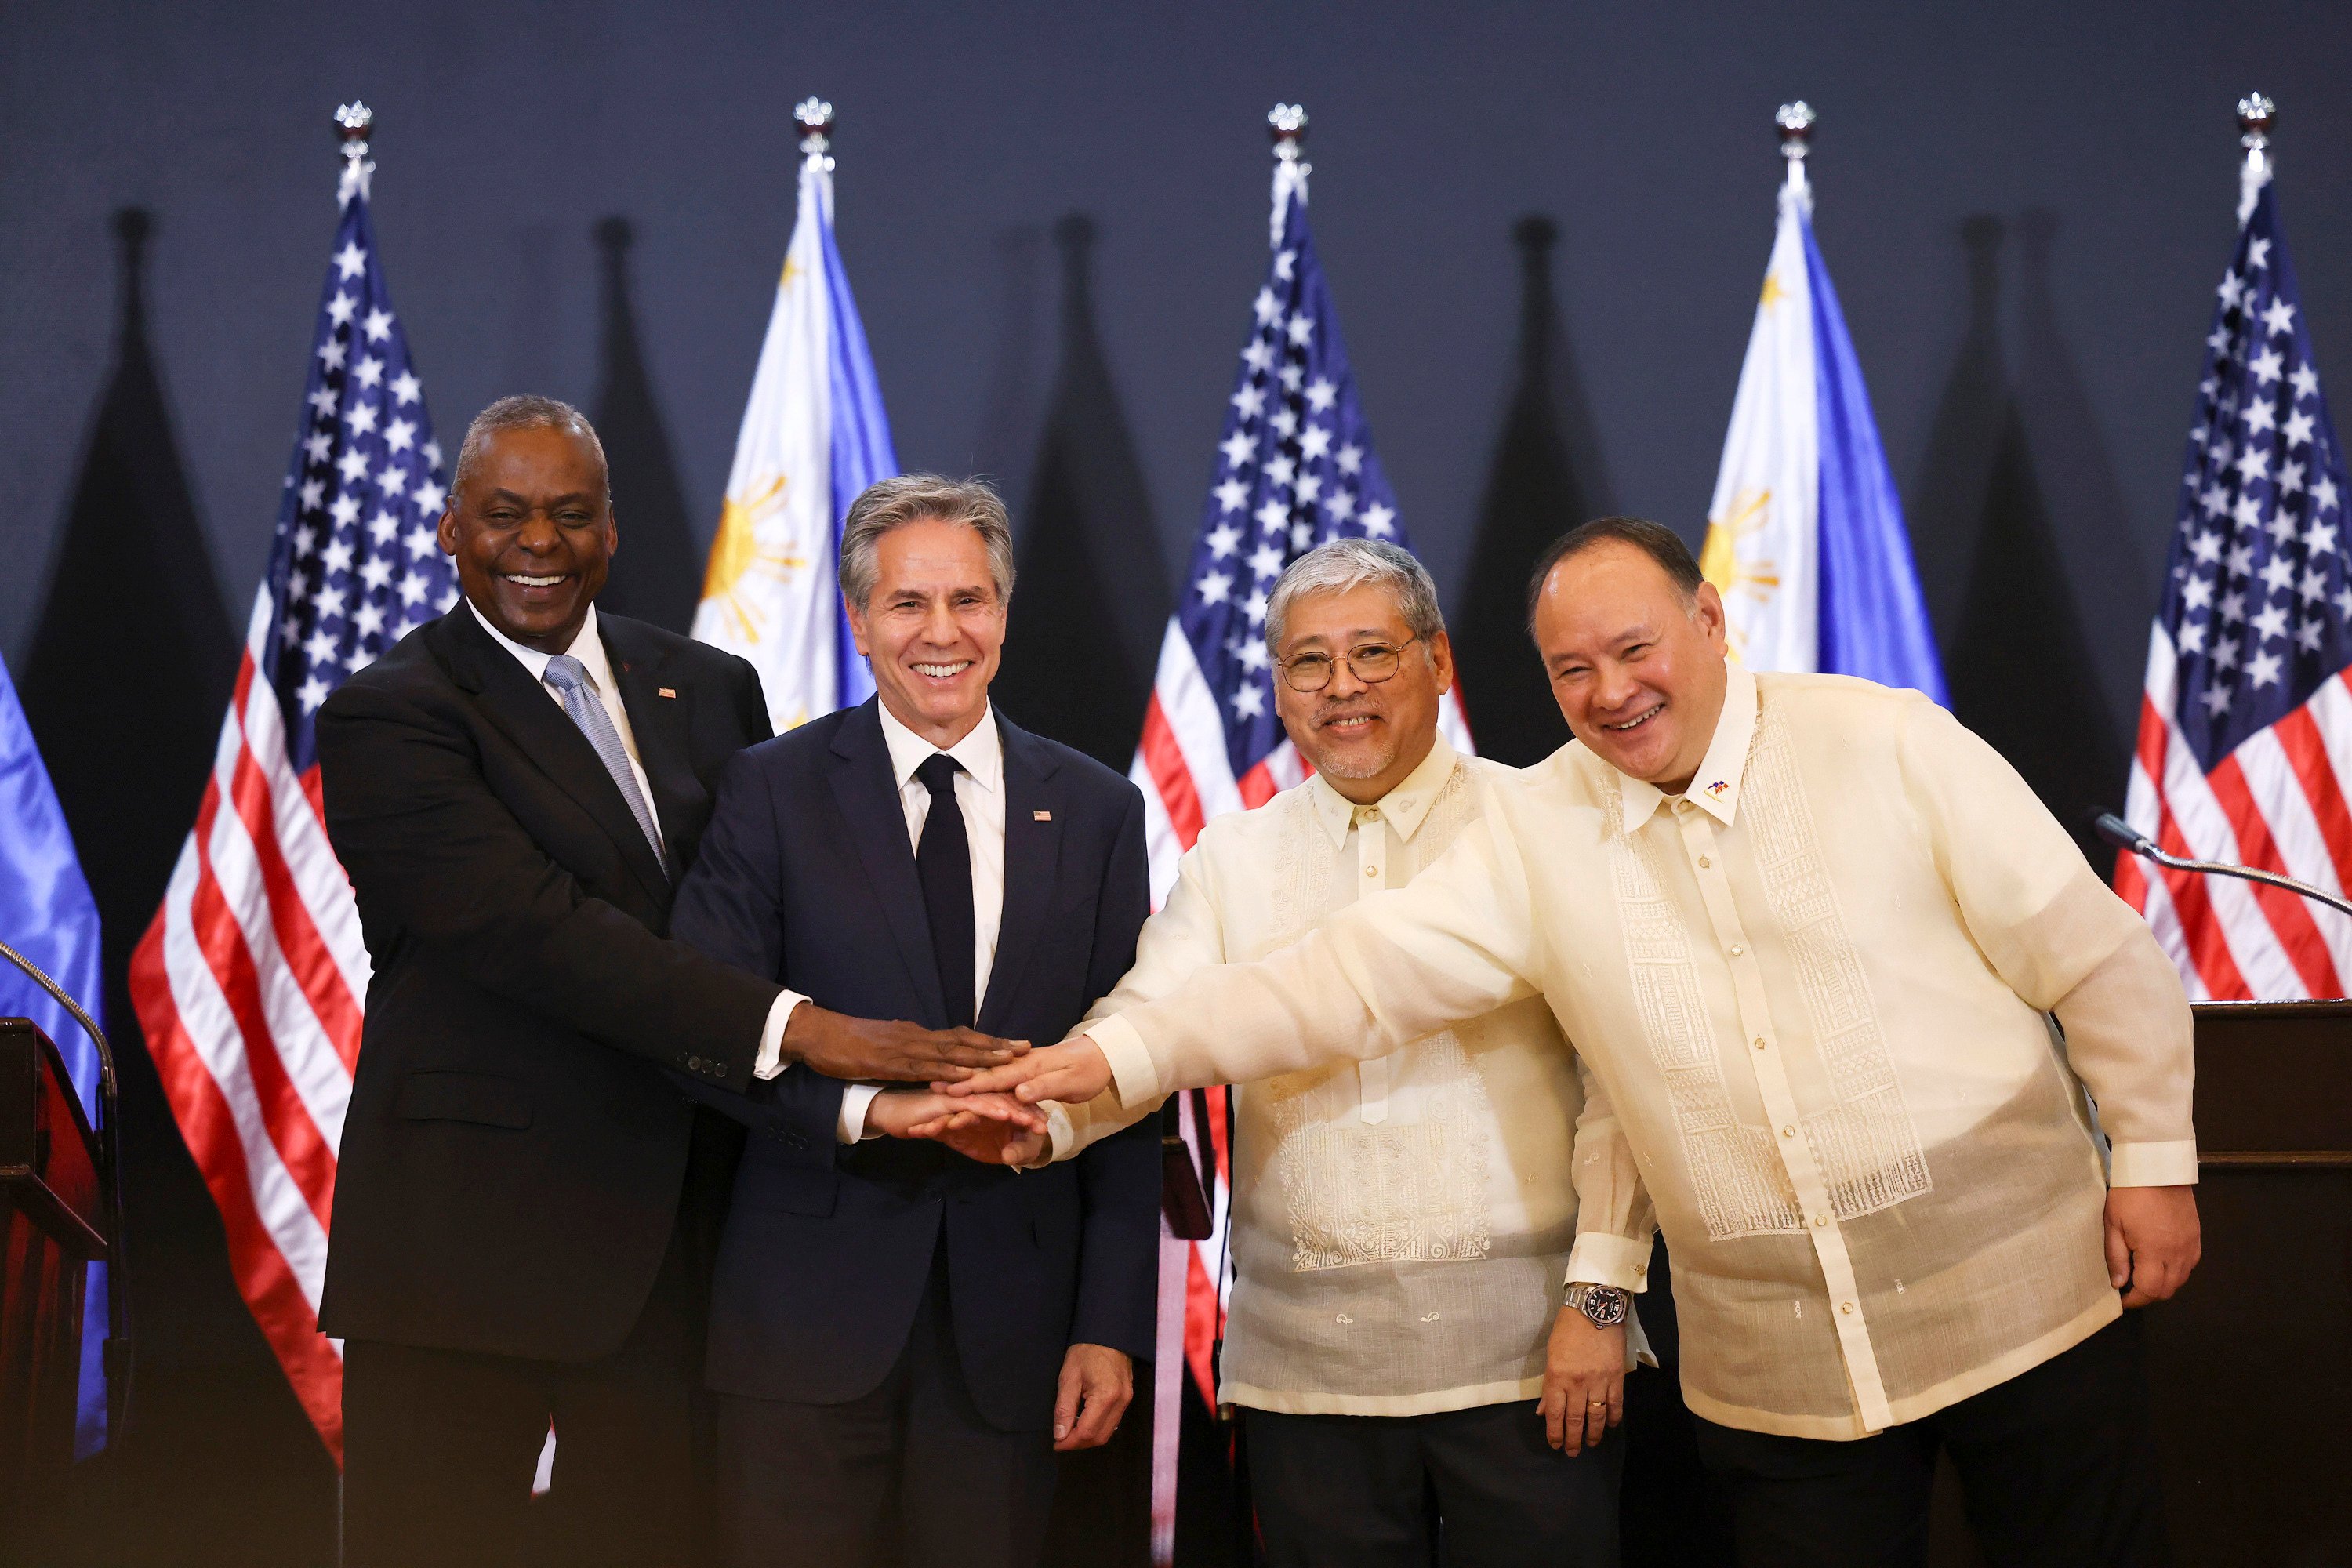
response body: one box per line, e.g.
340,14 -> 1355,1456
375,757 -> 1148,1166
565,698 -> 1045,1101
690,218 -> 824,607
1563,1281 -> 1628,1327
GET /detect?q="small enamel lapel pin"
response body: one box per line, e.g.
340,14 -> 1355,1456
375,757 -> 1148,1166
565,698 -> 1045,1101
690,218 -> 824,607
657,687 -> 677,699
1034,810 -> 1052,821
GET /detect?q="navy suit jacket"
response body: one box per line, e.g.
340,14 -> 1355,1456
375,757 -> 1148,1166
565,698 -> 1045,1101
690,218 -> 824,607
669,698 -> 1160,1432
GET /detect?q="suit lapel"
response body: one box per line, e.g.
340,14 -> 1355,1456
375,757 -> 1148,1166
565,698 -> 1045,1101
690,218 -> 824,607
601,615 -> 695,881
437,604 -> 672,906
977,717 -> 1063,1036
827,700 -> 949,1026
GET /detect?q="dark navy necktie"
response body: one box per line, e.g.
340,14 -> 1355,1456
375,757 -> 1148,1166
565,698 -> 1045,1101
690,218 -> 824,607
913,753 -> 975,1029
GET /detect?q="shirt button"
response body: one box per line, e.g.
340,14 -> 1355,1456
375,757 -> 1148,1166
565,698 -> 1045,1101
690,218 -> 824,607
1812,1214 -> 1828,1229
1365,864 -> 1379,877
1633,1263 -> 1647,1276
1362,807 -> 1381,821
1840,1301 -> 1855,1315
1730,944 -> 1744,957
1753,1037 -> 1767,1051
1698,856 -> 1711,868
1780,1125 -> 1795,1138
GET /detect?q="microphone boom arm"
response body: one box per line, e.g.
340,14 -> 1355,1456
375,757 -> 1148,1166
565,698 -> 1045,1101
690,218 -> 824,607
2096,811 -> 2352,920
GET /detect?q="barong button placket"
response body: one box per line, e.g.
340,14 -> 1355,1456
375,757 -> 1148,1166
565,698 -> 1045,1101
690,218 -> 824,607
1353,801 -> 1394,1127
1671,803 -> 1899,1433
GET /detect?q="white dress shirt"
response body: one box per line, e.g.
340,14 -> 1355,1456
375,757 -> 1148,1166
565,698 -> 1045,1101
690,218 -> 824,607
468,597 -> 804,1095
1085,667 -> 2198,1439
763,701 -> 1008,1142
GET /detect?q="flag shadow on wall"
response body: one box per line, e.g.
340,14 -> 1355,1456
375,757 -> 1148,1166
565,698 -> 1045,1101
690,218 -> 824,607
1915,213 -> 2130,866
590,216 -> 703,633
1453,215 -> 1620,766
17,209 -> 337,1567
989,214 -> 1172,771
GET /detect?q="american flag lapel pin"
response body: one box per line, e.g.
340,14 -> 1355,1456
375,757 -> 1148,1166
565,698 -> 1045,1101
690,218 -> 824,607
657,687 -> 677,699
1707,779 -> 1730,798
1034,810 -> 1052,822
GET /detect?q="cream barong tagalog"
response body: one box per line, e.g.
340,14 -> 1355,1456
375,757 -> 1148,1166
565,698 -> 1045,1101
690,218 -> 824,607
1082,668 -> 2196,1439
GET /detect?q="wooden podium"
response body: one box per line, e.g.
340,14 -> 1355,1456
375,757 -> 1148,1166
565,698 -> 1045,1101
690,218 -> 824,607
0,1018 -> 109,1513
2143,1001 -> 2351,1565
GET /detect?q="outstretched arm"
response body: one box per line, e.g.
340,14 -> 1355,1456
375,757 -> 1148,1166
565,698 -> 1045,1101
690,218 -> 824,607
318,678 -> 779,1089
953,794 -> 1544,1110
669,749 -> 1032,1092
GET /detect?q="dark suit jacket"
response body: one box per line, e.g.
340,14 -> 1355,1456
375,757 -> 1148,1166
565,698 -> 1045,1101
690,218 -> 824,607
669,698 -> 1160,1432
315,604 -> 781,1361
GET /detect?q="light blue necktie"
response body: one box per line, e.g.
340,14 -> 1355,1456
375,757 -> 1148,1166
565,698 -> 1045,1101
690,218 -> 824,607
543,654 -> 666,877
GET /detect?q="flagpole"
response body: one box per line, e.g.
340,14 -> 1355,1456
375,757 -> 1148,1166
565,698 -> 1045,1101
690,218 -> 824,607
795,96 -> 835,173
1777,100 -> 1814,204
2238,91 -> 2274,223
1269,102 -> 1308,241
331,101 -> 368,1568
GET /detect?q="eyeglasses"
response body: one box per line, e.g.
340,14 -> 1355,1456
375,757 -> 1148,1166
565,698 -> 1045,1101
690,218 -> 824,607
1276,635 -> 1421,693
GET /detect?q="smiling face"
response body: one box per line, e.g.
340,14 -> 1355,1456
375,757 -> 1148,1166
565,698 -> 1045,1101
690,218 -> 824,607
847,517 -> 1007,748
439,422 -> 616,654
1272,582 -> 1452,805
1532,539 -> 1730,793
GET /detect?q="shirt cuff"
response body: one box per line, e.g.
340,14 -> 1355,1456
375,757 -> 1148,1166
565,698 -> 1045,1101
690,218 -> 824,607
1565,1232 -> 1654,1294
1033,1101 -> 1077,1167
755,990 -> 808,1080
839,1083 -> 884,1145
1087,1015 -> 1160,1110
1624,1301 -> 1661,1371
2109,1138 -> 2200,1187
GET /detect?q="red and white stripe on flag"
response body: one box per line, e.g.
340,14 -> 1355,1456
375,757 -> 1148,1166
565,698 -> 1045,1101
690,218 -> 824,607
2119,624 -> 2352,1001
2118,165 -> 2352,998
125,141 -> 453,1461
130,587 -> 368,1455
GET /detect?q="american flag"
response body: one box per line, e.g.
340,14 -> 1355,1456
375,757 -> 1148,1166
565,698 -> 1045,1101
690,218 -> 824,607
1129,112 -> 1469,1562
129,130 -> 454,1457
2120,151 -> 2352,1000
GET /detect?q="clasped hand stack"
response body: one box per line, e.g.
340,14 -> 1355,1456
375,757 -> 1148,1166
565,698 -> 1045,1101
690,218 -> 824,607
786,1004 -> 1110,1166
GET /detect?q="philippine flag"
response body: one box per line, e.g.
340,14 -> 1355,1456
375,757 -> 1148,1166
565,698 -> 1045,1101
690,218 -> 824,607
1700,107 -> 1946,702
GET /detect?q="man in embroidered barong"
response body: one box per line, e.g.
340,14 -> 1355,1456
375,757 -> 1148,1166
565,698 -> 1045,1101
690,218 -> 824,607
919,539 -> 1641,1566
944,518 -> 2201,1568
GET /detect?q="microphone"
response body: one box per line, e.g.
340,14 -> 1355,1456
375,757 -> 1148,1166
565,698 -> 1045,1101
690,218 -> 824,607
2096,810 -> 2352,920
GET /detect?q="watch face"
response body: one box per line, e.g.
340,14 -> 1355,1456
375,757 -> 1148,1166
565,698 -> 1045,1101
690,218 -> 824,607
1579,1287 -> 1628,1326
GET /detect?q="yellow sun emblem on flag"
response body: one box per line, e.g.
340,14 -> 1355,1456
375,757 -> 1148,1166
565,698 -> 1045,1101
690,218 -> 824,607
1699,488 -> 1780,661
701,474 -> 810,644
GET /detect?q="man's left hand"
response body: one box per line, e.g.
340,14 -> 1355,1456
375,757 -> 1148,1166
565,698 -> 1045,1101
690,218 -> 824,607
2105,1184 -> 2201,1307
1054,1344 -> 1132,1451
865,1088 -> 1044,1166
900,1093 -> 1050,1167
1537,1308 -> 1625,1457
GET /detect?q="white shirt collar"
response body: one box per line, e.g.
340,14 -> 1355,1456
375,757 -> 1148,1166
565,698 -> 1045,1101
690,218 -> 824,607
877,699 -> 1004,795
1617,662 -> 1757,833
467,597 -> 617,696
1305,730 -> 1460,850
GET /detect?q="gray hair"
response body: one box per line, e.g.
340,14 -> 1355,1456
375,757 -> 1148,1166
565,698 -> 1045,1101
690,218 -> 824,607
450,394 -> 609,508
839,474 -> 1017,611
1265,538 -> 1446,654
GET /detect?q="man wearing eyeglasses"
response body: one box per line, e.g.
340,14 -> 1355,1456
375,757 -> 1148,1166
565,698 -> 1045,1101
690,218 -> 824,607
921,539 -> 1639,1566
